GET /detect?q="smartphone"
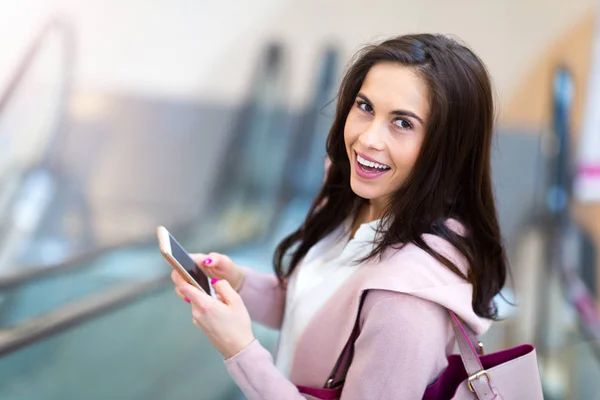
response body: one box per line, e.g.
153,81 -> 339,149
157,225 -> 214,296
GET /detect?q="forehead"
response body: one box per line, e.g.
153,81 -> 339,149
360,62 -> 430,116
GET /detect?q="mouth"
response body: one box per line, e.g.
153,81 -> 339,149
354,151 -> 391,178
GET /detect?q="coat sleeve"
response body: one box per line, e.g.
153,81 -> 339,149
224,340 -> 307,400
237,266 -> 287,330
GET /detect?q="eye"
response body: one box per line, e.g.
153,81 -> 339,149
356,100 -> 373,113
393,118 -> 413,130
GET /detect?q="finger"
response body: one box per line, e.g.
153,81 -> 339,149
202,252 -> 227,269
180,284 -> 214,312
171,271 -> 195,299
172,273 -> 192,303
171,270 -> 187,286
190,253 -> 209,265
190,253 -> 214,276
211,279 -> 240,306
174,287 -> 187,301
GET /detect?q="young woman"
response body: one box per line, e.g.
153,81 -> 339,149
171,33 -> 507,399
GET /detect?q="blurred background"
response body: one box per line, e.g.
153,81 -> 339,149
1,0 -> 600,399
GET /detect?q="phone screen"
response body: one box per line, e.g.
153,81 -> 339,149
168,233 -> 211,294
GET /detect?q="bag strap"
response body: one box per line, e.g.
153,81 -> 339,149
449,311 -> 500,400
322,291 -> 367,389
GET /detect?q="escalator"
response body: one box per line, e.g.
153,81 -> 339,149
0,31 -> 342,399
0,34 -> 291,329
0,17 -> 75,273
0,35 -> 293,332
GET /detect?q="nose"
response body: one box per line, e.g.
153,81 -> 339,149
357,119 -> 386,151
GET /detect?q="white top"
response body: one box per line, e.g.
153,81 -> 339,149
274,218 -> 382,378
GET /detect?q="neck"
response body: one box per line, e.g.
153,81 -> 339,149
350,198 -> 385,239
364,197 -> 387,222
362,204 -> 379,223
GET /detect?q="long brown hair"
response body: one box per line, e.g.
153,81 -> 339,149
274,34 -> 507,320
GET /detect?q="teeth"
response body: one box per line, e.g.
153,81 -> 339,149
357,155 -> 390,170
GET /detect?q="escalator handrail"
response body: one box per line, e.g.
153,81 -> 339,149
0,16 -> 74,121
0,203 -> 215,289
0,274 -> 171,357
0,237 -> 154,290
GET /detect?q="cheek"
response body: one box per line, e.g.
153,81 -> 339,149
390,136 -> 424,171
343,118 -> 358,149
406,142 -> 422,166
344,112 -> 365,147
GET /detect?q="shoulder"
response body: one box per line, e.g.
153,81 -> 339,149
359,219 -> 470,291
381,245 -> 468,287
351,218 -> 492,336
349,218 -> 477,327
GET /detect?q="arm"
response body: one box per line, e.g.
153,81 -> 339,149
340,291 -> 450,399
237,266 -> 286,330
223,290 -> 450,400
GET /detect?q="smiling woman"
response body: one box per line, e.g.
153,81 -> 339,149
171,34 -> 532,400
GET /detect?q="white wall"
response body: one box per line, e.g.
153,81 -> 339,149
0,0 -> 597,112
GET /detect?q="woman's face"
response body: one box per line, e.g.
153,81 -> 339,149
344,62 -> 430,208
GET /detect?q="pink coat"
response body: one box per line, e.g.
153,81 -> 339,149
224,226 -> 492,399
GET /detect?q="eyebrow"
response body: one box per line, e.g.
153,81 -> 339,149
357,93 -> 424,125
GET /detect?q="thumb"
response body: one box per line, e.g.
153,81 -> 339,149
190,253 -> 208,268
205,252 -> 232,268
212,279 -> 239,306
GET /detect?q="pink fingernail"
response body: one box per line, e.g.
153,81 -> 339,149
204,258 -> 212,265
185,298 -> 190,303
211,278 -> 219,285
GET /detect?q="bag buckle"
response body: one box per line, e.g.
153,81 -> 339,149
467,369 -> 490,393
325,378 -> 334,389
478,341 -> 485,355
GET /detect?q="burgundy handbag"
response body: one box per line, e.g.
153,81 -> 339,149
296,294 -> 544,399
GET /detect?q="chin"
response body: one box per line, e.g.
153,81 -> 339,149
349,177 -> 377,200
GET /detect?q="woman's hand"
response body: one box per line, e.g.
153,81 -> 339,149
171,270 -> 255,359
190,252 -> 245,291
